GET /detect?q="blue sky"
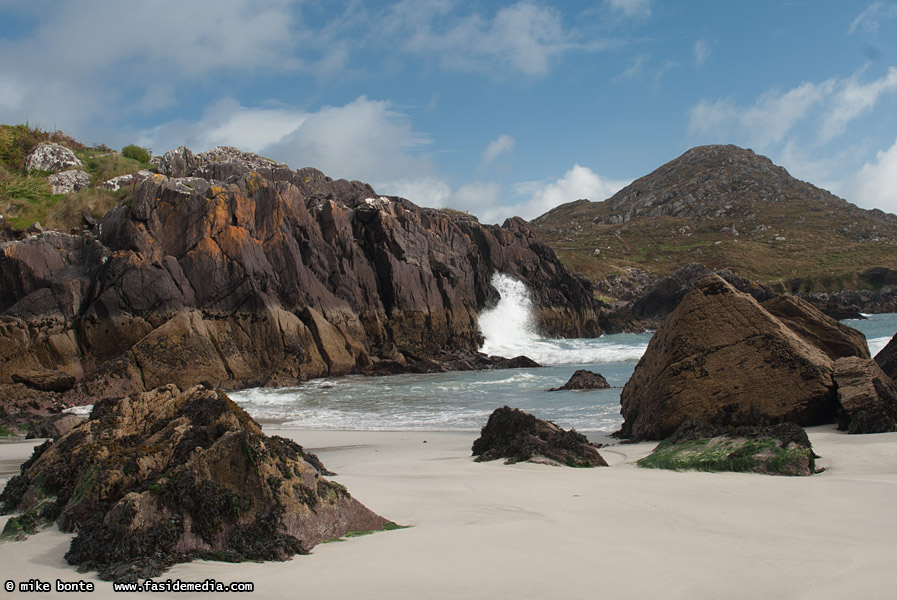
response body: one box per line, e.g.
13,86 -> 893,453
2,1 -> 897,223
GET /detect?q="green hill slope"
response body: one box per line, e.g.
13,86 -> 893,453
531,145 -> 897,294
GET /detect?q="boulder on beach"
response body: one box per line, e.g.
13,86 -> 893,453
548,369 -> 610,391
637,419 -> 818,476
472,406 -> 607,467
832,357 -> 897,434
619,275 -> 841,440
875,333 -> 897,382
0,384 -> 390,581
761,295 -> 870,361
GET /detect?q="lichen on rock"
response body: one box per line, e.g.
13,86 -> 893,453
0,384 -> 389,581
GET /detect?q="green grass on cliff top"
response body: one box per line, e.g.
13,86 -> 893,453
1,123 -> 148,231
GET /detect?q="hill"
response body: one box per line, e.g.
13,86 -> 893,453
531,145 -> 897,295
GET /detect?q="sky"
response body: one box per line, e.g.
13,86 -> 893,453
2,1 -> 897,224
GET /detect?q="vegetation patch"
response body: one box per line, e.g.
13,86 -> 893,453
324,521 -> 410,543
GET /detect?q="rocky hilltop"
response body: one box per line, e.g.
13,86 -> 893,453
532,145 -> 897,300
0,146 -> 608,411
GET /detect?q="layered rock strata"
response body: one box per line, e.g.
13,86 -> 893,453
0,147 -> 606,405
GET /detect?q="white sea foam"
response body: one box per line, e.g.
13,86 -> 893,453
478,272 -> 649,364
869,336 -> 891,357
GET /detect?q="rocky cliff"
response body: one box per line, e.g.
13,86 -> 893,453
0,146 -> 606,407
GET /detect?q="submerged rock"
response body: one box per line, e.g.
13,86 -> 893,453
0,384 -> 388,581
472,406 -> 607,467
548,369 -> 610,391
637,419 -> 818,476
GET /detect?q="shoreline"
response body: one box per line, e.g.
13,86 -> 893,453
2,426 -> 897,598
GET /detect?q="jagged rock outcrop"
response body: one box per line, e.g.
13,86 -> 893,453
637,420 -> 818,476
0,150 -> 604,407
0,384 -> 388,580
24,143 -> 82,172
619,275 -> 841,440
629,263 -> 777,321
832,357 -> 897,434
102,169 -> 160,191
875,334 -> 897,381
25,413 -> 84,439
472,406 -> 607,467
548,369 -> 610,391
47,169 -> 92,194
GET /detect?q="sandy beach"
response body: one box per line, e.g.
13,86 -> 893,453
2,426 -> 897,599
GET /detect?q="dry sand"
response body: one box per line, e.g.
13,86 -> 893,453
2,426 -> 897,599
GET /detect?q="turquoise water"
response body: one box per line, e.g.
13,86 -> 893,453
231,310 -> 896,434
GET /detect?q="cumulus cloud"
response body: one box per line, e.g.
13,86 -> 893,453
511,165 -> 628,219
848,137 -> 897,214
480,134 -> 515,168
688,68 -> 897,148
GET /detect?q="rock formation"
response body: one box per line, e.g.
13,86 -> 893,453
548,369 -> 610,391
761,295 -> 871,361
472,406 -> 607,467
637,420 -> 818,476
0,147 -> 606,408
47,170 -> 92,194
832,357 -> 897,434
875,333 -> 897,381
24,143 -> 82,172
619,274 -> 866,440
0,384 -> 388,580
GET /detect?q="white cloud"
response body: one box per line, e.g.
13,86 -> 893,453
847,137 -> 897,214
396,1 -> 593,78
604,0 -> 652,18
693,39 -> 711,66
821,66 -> 897,140
848,2 -> 897,36
511,165 -> 627,219
379,177 -> 453,209
689,69 -> 897,149
480,134 -> 515,168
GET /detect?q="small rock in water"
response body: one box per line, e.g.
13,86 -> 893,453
548,369 -> 610,391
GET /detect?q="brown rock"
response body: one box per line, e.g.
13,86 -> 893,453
25,413 -> 85,439
833,357 -> 897,434
875,333 -> 897,382
548,369 -> 610,391
762,295 -> 870,360
619,274 -> 837,440
1,384 -> 389,581
472,406 -> 607,467
11,369 -> 76,392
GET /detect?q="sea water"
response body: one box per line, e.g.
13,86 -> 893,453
231,275 -> 897,433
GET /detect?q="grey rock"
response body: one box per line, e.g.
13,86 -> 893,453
24,143 -> 82,172
47,169 -> 92,194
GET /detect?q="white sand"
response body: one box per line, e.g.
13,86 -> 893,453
2,426 -> 897,599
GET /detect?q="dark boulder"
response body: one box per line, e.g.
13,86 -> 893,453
548,369 -> 610,391
472,406 -> 607,467
762,295 -> 870,360
25,413 -> 84,439
832,357 -> 897,434
875,333 -> 897,382
619,274 -> 837,440
0,384 -> 389,581
12,369 -> 76,393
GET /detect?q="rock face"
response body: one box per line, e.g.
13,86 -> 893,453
548,369 -> 610,391
637,420 -> 817,476
472,406 -> 608,467
0,151 -> 605,405
24,143 -> 82,172
102,169 -> 160,191
47,169 -> 92,194
875,333 -> 897,381
619,275 -> 841,440
761,295 -> 871,361
629,263 -> 777,321
0,384 -> 388,580
25,413 -> 84,439
832,357 -> 897,434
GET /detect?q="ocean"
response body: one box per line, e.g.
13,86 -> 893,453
231,275 -> 897,434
